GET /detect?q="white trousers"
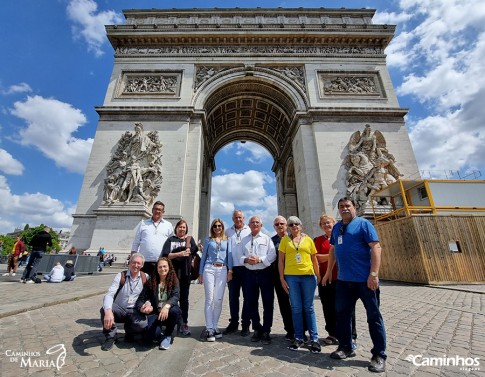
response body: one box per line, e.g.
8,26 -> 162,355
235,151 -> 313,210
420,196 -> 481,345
203,264 -> 227,330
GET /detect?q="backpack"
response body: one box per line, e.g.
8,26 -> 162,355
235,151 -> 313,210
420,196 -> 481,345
113,270 -> 148,300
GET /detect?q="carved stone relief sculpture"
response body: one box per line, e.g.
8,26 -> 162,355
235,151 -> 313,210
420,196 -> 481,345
117,72 -> 182,97
271,66 -> 306,92
103,123 -> 163,207
194,66 -> 234,91
345,124 -> 402,211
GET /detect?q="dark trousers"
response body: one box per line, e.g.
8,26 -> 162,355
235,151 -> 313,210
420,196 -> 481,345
141,261 -> 157,278
179,277 -> 191,324
335,281 -> 387,358
100,303 -> 147,339
272,262 -> 294,337
243,267 -> 274,333
227,266 -> 250,328
318,282 -> 357,339
146,306 -> 181,342
22,250 -> 44,281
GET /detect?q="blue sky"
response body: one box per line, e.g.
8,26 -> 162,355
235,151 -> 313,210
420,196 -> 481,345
0,0 -> 484,237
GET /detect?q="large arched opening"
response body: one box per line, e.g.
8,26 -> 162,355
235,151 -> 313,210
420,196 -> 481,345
194,68 -> 307,235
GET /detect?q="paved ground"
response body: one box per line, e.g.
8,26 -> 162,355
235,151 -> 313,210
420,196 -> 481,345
0,265 -> 484,377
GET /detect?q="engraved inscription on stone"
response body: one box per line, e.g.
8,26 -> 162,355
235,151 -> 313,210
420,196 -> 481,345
319,72 -> 382,97
117,71 -> 182,97
103,123 -> 163,207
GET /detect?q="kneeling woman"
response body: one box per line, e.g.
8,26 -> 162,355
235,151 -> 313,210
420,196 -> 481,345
136,257 -> 181,350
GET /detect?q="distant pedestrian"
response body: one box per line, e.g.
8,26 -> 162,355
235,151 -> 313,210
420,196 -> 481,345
21,227 -> 52,283
64,259 -> 76,281
3,236 -> 24,277
44,262 -> 65,283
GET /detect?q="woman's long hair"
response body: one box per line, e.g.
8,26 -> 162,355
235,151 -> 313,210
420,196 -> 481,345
150,257 -> 179,292
209,218 -> 227,240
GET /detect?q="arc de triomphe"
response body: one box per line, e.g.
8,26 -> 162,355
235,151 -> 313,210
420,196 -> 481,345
70,7 -> 419,253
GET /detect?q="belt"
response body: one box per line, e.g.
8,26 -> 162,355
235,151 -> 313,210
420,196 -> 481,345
212,262 -> 225,267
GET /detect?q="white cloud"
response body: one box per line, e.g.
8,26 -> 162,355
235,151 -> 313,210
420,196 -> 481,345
0,175 -> 74,234
1,82 -> 32,95
236,142 -> 272,164
382,0 -> 485,173
66,0 -> 123,57
0,149 -> 24,175
11,95 -> 93,174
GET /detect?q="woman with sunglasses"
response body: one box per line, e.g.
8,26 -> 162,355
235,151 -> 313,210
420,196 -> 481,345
198,219 -> 233,342
278,216 -> 321,353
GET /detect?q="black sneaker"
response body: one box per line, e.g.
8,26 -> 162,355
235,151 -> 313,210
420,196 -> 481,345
310,341 -> 321,354
223,323 -> 238,335
240,326 -> 250,337
251,330 -> 261,342
368,355 -> 386,373
330,348 -> 356,359
101,337 -> 117,351
261,332 -> 271,345
288,339 -> 304,351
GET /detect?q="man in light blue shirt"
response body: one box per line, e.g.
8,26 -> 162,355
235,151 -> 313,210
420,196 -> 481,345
131,201 -> 173,276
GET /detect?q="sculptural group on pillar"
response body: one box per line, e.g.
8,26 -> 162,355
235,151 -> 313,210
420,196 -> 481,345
103,123 -> 163,207
345,124 -> 402,211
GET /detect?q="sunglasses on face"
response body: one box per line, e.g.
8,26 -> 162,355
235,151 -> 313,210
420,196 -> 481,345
274,222 -> 286,226
213,224 -> 223,228
288,223 -> 300,227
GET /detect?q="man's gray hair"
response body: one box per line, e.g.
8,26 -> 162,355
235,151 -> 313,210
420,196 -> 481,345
129,253 -> 145,264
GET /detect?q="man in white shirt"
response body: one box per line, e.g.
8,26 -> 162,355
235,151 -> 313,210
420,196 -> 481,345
240,216 -> 276,344
223,210 -> 251,335
131,201 -> 173,277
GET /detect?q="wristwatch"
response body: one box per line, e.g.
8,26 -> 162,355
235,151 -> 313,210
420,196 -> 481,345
370,271 -> 378,277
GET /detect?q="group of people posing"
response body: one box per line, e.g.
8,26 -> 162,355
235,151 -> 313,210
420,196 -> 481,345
101,198 -> 387,373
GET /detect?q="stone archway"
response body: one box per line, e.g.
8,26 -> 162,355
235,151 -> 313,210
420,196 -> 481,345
69,7 -> 419,254
193,69 -> 307,234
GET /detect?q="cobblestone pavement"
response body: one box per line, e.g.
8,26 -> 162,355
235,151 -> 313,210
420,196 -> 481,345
0,267 -> 484,377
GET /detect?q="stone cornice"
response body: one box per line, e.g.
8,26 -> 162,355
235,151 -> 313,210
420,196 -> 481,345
106,8 -> 394,49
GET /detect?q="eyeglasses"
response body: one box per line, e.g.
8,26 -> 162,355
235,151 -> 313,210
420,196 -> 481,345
274,222 -> 286,226
213,224 -> 223,228
288,223 -> 300,227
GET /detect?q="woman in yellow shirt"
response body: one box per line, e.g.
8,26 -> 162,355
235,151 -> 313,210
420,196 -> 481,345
278,216 -> 321,353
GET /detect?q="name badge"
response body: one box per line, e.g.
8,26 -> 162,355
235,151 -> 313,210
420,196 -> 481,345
127,295 -> 136,305
295,253 -> 302,263
338,235 -> 343,245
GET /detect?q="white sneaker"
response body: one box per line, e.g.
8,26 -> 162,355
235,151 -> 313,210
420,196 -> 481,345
11,273 -> 16,276
25,280 -> 34,284
2,273 -> 10,276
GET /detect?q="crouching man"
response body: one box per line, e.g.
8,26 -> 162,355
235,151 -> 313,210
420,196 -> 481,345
100,253 -> 149,351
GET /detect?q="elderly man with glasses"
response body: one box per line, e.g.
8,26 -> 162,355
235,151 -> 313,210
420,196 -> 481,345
240,216 -> 276,345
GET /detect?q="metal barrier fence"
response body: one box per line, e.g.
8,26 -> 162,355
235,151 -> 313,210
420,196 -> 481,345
36,254 -> 99,274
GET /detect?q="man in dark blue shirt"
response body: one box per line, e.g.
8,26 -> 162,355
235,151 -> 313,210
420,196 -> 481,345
322,197 -> 386,373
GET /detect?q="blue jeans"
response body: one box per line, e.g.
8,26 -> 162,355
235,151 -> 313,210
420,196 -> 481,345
285,274 -> 318,342
335,280 -> 386,359
22,250 -> 44,281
